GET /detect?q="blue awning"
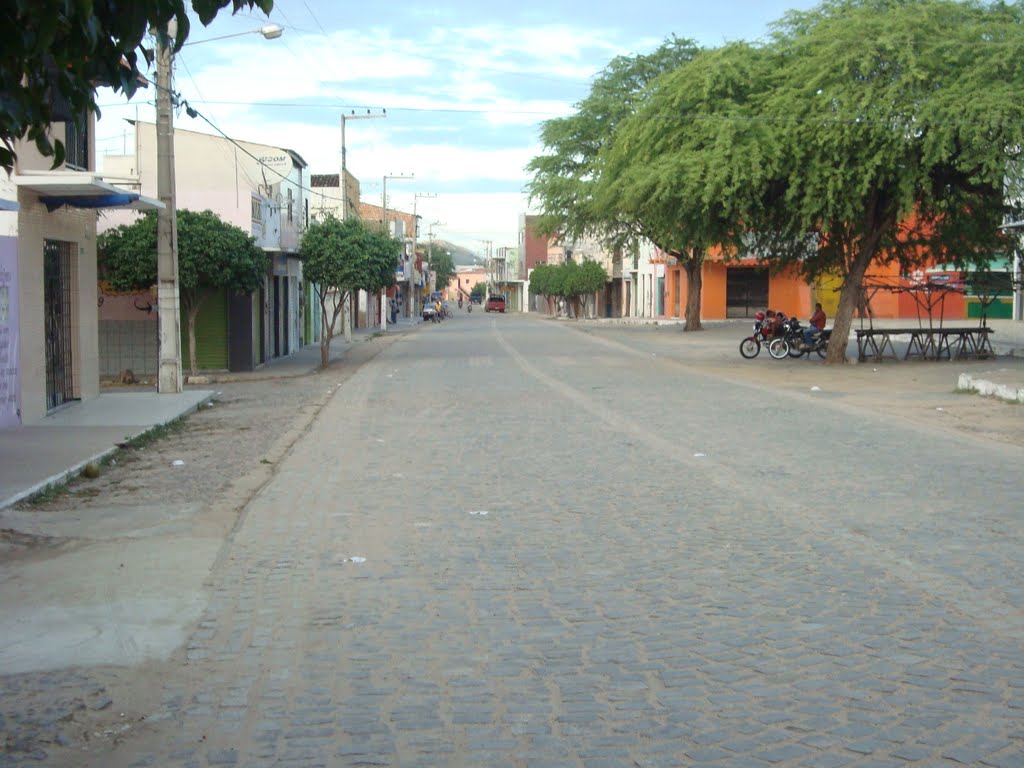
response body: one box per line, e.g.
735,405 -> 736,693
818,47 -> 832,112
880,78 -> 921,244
14,174 -> 163,211
41,193 -> 140,212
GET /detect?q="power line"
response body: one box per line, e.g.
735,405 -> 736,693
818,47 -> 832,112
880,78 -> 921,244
98,98 -> 570,118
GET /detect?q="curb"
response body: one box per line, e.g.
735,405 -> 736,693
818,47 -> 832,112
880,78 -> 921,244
957,373 -> 1024,404
0,394 -> 215,510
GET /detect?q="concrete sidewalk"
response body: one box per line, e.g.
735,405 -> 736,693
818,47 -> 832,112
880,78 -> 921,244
0,320 -> 421,510
0,390 -> 215,511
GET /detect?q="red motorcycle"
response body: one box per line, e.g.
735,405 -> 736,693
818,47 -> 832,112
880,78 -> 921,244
740,312 -> 783,359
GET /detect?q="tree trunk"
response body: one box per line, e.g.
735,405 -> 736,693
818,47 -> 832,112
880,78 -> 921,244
683,249 -> 704,332
180,290 -> 211,377
187,303 -> 200,376
320,293 -> 331,369
319,290 -> 345,369
827,240 -> 876,364
343,291 -> 352,342
826,193 -> 895,363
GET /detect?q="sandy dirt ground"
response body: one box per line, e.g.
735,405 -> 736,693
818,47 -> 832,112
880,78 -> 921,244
576,321 -> 1024,450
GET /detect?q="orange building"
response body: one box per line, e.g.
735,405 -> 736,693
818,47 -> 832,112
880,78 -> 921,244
448,268 -> 486,301
663,252 -> 966,323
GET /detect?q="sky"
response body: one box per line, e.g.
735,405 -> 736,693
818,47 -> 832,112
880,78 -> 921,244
96,0 -> 819,256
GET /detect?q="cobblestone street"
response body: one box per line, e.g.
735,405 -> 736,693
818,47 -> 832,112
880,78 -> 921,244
3,315 -> 1023,767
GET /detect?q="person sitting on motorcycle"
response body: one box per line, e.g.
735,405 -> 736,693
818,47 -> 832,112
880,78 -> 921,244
433,299 -> 443,322
802,303 -> 827,349
458,297 -> 463,308
771,310 -> 787,337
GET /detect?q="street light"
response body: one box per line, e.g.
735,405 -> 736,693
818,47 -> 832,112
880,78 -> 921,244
339,110 -> 385,221
332,110 -> 385,341
155,21 -> 283,393
181,24 -> 284,45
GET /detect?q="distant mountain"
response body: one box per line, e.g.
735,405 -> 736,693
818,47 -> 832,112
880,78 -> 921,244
420,239 -> 484,267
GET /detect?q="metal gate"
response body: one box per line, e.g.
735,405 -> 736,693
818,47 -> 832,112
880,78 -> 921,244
726,267 -> 769,318
44,239 -> 75,410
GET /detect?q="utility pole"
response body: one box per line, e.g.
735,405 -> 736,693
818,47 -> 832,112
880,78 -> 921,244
339,110 -> 385,340
427,220 -> 446,296
381,174 -> 413,330
480,239 -> 493,298
411,193 -> 436,318
156,24 -> 183,393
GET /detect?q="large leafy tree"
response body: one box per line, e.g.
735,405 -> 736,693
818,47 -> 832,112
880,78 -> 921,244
0,0 -> 273,173
99,209 -> 268,374
429,249 -> 457,294
300,215 -> 400,368
526,36 -> 699,246
597,42 -> 773,331
748,0 -> 1024,362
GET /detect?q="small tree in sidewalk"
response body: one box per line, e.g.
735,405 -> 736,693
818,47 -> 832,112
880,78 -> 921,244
529,263 -> 562,315
99,209 -> 268,375
300,215 -> 400,368
564,260 -> 609,318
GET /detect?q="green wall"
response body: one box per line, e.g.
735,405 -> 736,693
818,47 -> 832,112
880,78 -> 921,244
180,289 -> 229,370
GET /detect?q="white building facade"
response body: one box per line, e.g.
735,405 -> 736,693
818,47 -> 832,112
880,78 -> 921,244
1,114 -> 161,427
101,122 -> 307,372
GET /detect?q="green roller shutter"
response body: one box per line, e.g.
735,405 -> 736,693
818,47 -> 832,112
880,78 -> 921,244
253,287 -> 264,365
180,289 -> 229,371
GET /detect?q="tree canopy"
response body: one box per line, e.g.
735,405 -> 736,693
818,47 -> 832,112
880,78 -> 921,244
525,35 -> 699,245
428,249 -> 457,293
1,0 -> 273,172
747,0 -> 1024,360
300,215 -> 400,366
527,0 -> 1024,359
529,260 -> 609,318
596,42 -> 774,330
99,208 -> 267,373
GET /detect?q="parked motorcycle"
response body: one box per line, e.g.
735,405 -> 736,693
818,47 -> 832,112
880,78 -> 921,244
739,312 -> 784,359
768,317 -> 831,359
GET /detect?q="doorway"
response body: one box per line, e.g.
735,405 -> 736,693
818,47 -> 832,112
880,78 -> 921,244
44,239 -> 75,410
726,267 -> 769,318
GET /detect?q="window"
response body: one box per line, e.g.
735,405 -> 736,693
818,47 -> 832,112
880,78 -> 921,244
64,112 -> 89,171
251,196 -> 261,221
287,188 -> 294,224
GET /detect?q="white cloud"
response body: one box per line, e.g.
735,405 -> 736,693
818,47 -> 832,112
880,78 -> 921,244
95,16 -> 632,251
405,192 -> 532,251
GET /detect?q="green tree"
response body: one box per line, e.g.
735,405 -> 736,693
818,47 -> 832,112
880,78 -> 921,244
529,262 -> 562,315
526,36 -> 699,245
747,0 -> 1024,362
1,0 -> 273,173
470,282 -> 486,300
99,209 -> 268,375
300,215 -> 400,368
562,260 -> 610,318
429,249 -> 457,295
597,42 -> 771,331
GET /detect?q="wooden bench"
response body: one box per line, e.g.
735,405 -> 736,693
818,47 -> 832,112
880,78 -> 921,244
855,326 -> 994,362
